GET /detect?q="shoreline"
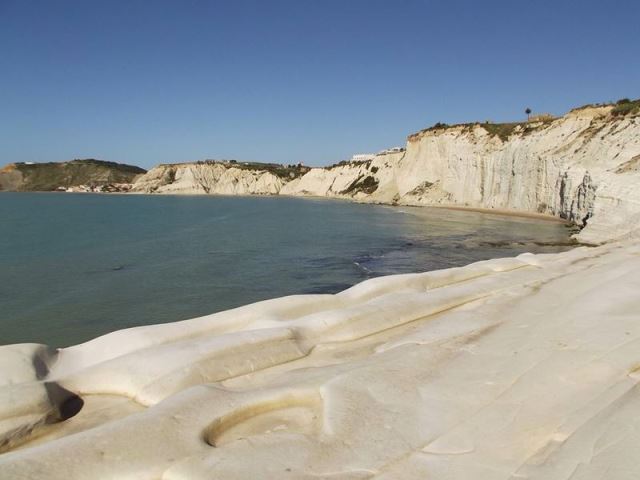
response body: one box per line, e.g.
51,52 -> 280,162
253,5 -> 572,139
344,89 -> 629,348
1,189 -> 576,226
0,192 -> 632,479
429,203 -> 570,223
0,191 -> 577,347
1,239 -> 638,478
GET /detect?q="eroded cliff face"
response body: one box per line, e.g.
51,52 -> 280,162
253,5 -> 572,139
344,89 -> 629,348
284,106 -> 640,244
132,162 -> 288,195
132,105 -> 640,244
287,106 -> 640,244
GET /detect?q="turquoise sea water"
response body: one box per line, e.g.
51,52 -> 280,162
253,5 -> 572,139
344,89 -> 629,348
0,193 -> 574,347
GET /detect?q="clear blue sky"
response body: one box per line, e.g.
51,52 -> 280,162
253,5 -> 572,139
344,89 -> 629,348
1,0 -> 638,168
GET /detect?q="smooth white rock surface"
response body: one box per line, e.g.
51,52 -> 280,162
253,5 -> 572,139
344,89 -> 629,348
2,240 -> 640,478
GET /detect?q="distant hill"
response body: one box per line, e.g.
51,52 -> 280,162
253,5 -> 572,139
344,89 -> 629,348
0,159 -> 147,191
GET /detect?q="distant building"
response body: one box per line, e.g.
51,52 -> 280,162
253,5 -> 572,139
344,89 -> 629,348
350,154 -> 375,162
377,146 -> 405,155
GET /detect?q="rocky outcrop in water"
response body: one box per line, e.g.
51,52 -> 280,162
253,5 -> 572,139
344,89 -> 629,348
558,172 -> 597,227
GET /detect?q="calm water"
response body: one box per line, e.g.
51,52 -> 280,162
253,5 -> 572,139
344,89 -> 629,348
0,193 -> 574,347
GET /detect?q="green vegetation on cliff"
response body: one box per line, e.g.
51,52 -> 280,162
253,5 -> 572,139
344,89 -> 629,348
409,97 -> 639,144
408,118 -> 556,143
192,159 -> 310,179
570,97 -> 640,116
341,174 -> 379,195
0,159 -> 146,191
611,98 -> 640,116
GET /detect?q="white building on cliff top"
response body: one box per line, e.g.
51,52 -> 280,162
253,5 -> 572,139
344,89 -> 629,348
350,153 -> 375,162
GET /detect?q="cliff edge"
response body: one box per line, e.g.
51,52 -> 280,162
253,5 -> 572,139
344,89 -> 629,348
133,99 -> 640,245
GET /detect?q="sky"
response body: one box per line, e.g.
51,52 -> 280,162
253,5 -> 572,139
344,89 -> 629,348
1,0 -> 639,169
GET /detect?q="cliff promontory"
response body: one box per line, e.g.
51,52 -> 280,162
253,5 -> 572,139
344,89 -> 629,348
0,159 -> 146,192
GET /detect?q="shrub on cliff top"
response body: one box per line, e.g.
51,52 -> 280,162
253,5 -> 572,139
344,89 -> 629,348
611,98 -> 640,116
480,122 -> 524,142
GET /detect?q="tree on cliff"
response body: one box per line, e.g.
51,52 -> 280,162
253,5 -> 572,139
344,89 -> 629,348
525,107 -> 532,121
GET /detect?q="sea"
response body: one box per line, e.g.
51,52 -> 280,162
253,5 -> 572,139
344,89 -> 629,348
0,193 -> 575,347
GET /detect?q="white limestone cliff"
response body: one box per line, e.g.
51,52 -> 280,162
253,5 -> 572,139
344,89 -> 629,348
283,105 -> 640,245
132,162 -> 287,195
133,105 -> 640,244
